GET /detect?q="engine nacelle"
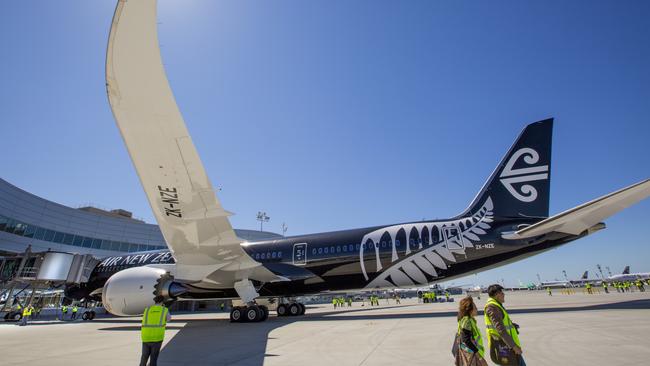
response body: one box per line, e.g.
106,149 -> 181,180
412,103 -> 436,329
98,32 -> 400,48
102,266 -> 173,316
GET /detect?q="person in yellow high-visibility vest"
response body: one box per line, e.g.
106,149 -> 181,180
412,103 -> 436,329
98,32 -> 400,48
140,296 -> 171,366
19,304 -> 32,326
484,285 -> 525,365
455,296 -> 488,366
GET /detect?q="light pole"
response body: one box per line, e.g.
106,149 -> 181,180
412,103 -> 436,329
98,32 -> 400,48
281,222 -> 288,237
256,211 -> 270,232
597,264 -> 605,279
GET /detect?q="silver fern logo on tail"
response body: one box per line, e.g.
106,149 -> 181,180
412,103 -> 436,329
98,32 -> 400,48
359,198 -> 494,288
499,148 -> 548,202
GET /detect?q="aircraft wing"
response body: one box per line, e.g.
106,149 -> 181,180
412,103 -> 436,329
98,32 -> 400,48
503,179 -> 650,240
106,0 -> 277,284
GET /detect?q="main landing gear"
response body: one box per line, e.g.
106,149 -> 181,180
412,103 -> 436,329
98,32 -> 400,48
276,302 -> 306,317
230,304 -> 269,323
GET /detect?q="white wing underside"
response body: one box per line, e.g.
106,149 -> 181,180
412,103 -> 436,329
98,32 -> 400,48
106,0 -> 277,285
503,179 -> 650,239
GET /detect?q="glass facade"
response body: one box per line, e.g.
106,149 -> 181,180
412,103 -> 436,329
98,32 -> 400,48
0,214 -> 164,253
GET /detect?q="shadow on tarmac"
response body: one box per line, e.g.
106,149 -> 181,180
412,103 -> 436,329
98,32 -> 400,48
92,299 -> 649,365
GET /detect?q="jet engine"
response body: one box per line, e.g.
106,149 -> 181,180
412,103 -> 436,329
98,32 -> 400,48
102,266 -> 186,316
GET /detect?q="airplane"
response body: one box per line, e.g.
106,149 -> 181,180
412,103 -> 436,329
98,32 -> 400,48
606,266 -> 650,282
64,0 -> 650,323
540,271 -> 591,288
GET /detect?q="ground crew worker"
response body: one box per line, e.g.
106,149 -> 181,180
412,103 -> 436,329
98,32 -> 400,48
547,287 -> 552,296
637,280 -> 645,292
602,281 -> 609,294
395,294 -> 401,304
332,298 -> 337,308
445,291 -> 451,302
71,305 -> 79,320
455,296 -> 488,366
61,305 -> 68,320
140,296 -> 171,366
19,304 -> 32,326
484,284 -> 525,365
585,283 -> 592,294
347,297 -> 352,307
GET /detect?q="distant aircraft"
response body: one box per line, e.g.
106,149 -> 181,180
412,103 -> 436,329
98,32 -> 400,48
541,271 -> 591,288
64,0 -> 650,323
607,266 -> 650,282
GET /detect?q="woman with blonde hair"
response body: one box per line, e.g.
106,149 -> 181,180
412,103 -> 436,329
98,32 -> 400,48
454,296 -> 488,366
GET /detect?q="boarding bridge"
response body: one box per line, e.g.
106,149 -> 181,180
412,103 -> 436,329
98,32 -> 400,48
0,250 -> 98,284
0,247 -> 100,312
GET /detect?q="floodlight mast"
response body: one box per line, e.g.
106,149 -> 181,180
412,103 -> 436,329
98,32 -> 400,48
256,211 -> 270,232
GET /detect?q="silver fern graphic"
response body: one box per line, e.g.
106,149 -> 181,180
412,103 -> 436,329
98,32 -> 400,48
359,197 -> 494,288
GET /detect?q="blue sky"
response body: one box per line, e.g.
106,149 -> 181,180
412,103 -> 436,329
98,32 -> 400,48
1,1 -> 649,286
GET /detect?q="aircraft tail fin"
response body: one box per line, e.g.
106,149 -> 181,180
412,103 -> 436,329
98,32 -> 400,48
581,271 -> 588,280
459,119 -> 553,219
622,266 -> 630,275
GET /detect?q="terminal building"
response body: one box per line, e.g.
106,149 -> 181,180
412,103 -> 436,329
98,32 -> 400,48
0,177 -> 281,257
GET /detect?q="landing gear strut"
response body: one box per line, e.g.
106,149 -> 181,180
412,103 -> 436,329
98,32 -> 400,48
230,304 -> 269,323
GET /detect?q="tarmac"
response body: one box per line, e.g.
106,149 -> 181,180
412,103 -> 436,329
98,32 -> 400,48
1,290 -> 649,366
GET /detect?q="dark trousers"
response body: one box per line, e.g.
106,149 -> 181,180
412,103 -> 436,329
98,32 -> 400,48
140,341 -> 162,366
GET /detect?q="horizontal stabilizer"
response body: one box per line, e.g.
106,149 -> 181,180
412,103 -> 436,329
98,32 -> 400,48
503,179 -> 650,239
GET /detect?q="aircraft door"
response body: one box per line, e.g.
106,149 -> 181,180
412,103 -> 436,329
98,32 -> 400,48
443,226 -> 464,250
293,243 -> 307,265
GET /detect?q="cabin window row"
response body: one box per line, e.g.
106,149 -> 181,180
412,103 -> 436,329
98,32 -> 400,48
0,214 -> 164,253
253,251 -> 283,260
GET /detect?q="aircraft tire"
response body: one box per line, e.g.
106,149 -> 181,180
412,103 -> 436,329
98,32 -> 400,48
288,303 -> 301,316
259,305 -> 269,321
245,305 -> 262,322
230,306 -> 244,322
82,312 -> 90,321
11,312 -> 22,321
277,304 -> 288,317
297,303 -> 306,315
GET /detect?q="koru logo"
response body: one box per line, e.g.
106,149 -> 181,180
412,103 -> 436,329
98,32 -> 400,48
499,148 -> 548,202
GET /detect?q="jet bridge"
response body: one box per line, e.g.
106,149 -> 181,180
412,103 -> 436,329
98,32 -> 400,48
0,247 -> 100,313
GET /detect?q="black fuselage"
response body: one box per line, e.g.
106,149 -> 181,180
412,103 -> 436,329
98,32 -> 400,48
70,213 -> 580,301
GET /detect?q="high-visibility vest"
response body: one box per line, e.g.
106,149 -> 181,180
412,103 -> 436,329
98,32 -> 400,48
23,307 -> 32,317
141,305 -> 168,342
62,306 -> 68,313
484,298 -> 521,348
72,306 -> 78,313
458,316 -> 485,358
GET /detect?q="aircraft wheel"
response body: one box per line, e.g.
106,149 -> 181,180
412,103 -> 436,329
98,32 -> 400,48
259,305 -> 269,321
11,312 -> 22,321
298,303 -> 306,315
230,306 -> 243,322
245,305 -> 262,322
277,304 -> 288,317
288,303 -> 301,316
82,312 -> 90,321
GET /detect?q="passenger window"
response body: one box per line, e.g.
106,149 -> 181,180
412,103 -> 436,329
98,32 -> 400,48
272,252 -> 277,259
318,248 -> 323,254
342,245 -> 347,252
336,246 -> 341,253
324,247 -> 328,254
278,251 -> 282,258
